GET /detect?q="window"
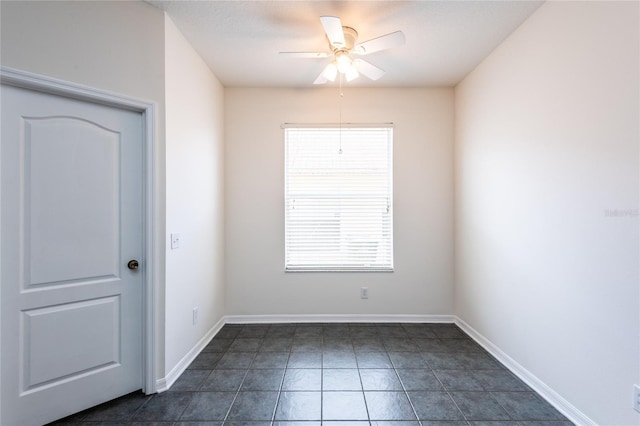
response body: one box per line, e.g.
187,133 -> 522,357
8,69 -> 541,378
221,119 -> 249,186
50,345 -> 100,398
284,125 -> 393,271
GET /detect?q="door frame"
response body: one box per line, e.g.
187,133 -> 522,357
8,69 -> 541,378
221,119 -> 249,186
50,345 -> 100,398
0,66 -> 158,403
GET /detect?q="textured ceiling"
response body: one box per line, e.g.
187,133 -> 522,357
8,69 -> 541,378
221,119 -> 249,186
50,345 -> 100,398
148,1 -> 543,88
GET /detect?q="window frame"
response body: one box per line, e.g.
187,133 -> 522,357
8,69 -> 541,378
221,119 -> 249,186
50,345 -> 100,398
283,124 -> 394,272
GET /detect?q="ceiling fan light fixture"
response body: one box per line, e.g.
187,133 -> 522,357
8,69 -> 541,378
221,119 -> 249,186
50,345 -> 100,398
335,51 -> 352,74
345,67 -> 359,82
322,62 -> 338,81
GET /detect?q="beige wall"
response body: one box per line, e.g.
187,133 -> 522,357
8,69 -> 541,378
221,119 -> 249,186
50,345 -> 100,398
0,1 -> 165,105
164,15 -> 225,378
225,88 -> 454,316
454,1 -> 639,424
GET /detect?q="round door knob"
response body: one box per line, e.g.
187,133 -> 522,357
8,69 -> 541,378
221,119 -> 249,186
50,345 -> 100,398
127,260 -> 139,270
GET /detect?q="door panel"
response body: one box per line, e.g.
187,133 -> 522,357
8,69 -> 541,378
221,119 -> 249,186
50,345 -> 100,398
1,84 -> 143,425
23,296 -> 120,390
25,116 -> 120,287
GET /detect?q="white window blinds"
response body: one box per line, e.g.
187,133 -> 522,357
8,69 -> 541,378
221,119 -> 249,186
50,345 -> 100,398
284,126 -> 393,271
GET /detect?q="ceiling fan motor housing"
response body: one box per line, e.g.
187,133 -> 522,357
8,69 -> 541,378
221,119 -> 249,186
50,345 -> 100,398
336,26 -> 358,51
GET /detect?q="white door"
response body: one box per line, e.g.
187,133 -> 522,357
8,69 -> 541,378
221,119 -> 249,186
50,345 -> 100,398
1,84 -> 143,425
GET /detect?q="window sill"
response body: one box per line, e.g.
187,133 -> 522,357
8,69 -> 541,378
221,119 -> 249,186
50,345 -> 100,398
285,267 -> 394,273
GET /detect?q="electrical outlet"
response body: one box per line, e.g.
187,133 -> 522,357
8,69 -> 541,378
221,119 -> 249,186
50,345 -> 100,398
634,384 -> 640,412
361,287 -> 369,299
171,233 -> 180,250
192,307 -> 198,325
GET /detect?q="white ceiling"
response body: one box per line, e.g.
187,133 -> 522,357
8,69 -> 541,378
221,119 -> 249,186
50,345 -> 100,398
148,0 -> 543,88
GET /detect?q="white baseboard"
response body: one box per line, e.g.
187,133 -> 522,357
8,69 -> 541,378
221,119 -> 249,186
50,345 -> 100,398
155,316 -> 226,392
224,313 -> 456,324
455,317 -> 595,426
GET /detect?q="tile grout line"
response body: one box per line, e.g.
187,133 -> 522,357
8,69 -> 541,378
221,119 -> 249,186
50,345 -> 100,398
427,348 -> 470,424
440,334 -> 483,424
352,331 -> 373,423
174,388 -> 197,423
391,358 -> 421,422
489,390 -> 518,422
222,327 -> 256,423
269,332 -> 293,424
124,392 -> 153,423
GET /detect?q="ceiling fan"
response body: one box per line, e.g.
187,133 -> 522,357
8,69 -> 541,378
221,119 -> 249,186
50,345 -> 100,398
279,16 -> 405,85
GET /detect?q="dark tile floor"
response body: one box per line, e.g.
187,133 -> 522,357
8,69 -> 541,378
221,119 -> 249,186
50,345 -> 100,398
50,323 -> 574,426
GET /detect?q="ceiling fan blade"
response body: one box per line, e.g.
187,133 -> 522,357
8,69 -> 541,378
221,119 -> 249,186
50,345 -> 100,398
320,16 -> 346,49
353,31 -> 405,55
279,52 -> 330,59
353,59 -> 385,81
313,62 -> 339,85
313,70 -> 328,85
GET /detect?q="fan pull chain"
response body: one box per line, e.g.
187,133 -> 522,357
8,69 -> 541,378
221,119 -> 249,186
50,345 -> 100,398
338,74 -> 343,155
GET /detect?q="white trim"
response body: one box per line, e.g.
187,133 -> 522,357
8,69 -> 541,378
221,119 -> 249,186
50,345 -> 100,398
141,99 -> 157,395
224,314 -> 456,324
156,317 -> 226,393
0,67 -> 154,112
0,66 -> 158,394
285,268 -> 394,273
154,377 -> 168,394
281,122 -> 394,129
455,316 -> 596,426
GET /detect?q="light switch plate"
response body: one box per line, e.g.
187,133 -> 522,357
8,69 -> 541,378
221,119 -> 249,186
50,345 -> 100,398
171,233 -> 180,249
